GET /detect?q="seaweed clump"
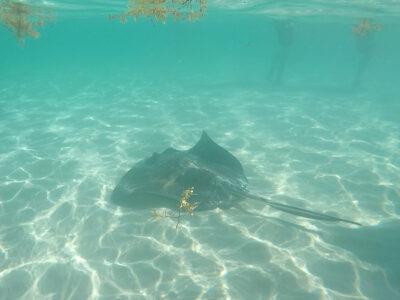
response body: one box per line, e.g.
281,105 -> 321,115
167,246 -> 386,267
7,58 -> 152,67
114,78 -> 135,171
352,18 -> 380,38
109,0 -> 207,23
151,187 -> 198,229
0,0 -> 53,46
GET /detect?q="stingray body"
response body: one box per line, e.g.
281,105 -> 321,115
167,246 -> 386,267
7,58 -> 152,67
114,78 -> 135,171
112,131 -> 361,226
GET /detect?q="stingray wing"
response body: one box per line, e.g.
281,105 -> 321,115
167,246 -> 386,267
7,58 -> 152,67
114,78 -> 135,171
189,131 -> 247,182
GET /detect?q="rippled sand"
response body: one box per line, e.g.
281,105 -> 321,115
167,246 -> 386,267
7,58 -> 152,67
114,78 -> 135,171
0,81 -> 399,299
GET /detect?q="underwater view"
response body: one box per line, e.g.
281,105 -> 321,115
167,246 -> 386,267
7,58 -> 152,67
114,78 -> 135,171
1,0 -> 400,299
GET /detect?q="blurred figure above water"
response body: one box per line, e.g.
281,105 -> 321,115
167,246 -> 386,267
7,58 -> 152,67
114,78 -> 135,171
268,19 -> 293,87
351,18 -> 380,89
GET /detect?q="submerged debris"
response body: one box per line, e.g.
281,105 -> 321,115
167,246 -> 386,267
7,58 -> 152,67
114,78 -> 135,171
352,18 -> 380,38
151,187 -> 198,229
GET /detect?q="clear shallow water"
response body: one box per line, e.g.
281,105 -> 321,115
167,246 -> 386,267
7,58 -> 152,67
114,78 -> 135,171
1,1 -> 400,300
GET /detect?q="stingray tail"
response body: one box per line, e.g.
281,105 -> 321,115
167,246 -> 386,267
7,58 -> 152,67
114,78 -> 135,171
245,194 -> 361,226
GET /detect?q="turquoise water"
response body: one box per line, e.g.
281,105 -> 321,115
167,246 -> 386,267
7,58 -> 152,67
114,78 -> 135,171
1,1 -> 400,299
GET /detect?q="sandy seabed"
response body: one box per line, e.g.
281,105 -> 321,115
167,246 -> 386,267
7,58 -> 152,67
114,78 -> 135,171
0,80 -> 399,299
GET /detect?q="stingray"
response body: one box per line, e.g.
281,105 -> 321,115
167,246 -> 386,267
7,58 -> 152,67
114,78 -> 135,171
111,131 -> 361,226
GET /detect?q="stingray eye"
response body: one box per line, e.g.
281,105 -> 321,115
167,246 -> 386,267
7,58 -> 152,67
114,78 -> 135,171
147,152 -> 160,163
